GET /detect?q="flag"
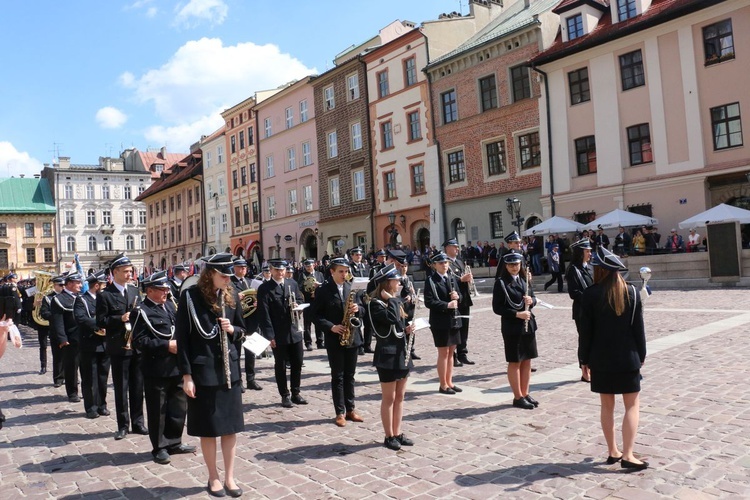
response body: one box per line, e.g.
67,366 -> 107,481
75,253 -> 89,293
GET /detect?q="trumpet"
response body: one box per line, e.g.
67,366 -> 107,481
123,294 -> 138,350
466,265 -> 480,297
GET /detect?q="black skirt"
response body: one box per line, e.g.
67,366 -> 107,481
187,381 -> 244,437
590,369 -> 641,394
501,332 -> 538,363
431,328 -> 460,348
376,368 -> 410,383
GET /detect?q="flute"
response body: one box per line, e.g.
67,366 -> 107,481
523,268 -> 531,333
217,293 -> 231,389
404,322 -> 416,365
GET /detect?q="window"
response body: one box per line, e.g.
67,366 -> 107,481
441,90 -> 458,124
289,189 -> 298,215
247,126 -> 254,146
287,148 -> 297,171
352,170 -> 365,201
88,236 -> 97,252
511,66 -> 531,101
324,86 -> 335,110
377,70 -> 389,98
102,211 -> 112,225
616,0 -> 636,21
189,222 -> 193,239
489,212 -> 504,239
252,201 -> 259,222
627,124 -> 652,165
0,249 -> 6,268
177,225 -> 182,242
249,164 -> 256,184
195,187 -> 200,204
170,196 -> 175,212
177,194 -> 181,209
205,151 -> 212,169
126,235 -> 135,251
243,203 -> 250,225
384,171 -> 397,200
86,184 -> 94,199
65,210 -> 74,226
125,210 -> 134,225
408,111 -> 421,141
234,206 -> 241,227
704,19 -> 735,65
0,223 -> 5,237
519,132 -> 541,169
155,203 -> 159,216
139,210 -> 147,225
329,177 -> 340,207
43,222 -> 52,237
241,166 -> 247,186
411,163 -> 425,194
567,14 -> 584,40
87,210 -> 97,225
156,231 -> 160,245
447,151 -> 465,183
65,185 -> 73,199
66,236 -> 76,252
381,122 -> 393,150
575,136 -> 598,175
266,156 -> 274,178
479,75 -> 498,111
140,235 -> 147,250
574,211 -> 597,224
569,68 -> 590,104
327,131 -> 338,158
264,118 -> 272,138
232,170 -> 238,189
267,196 -> 277,219
44,247 -> 53,263
302,142 -> 312,166
404,57 -> 417,86
217,145 -> 224,163
154,164 -> 164,173
221,213 -> 228,233
300,100 -> 308,122
231,135 -> 236,154
347,74 -> 359,100
239,130 -> 245,149
486,140 -> 507,176
138,186 -> 145,195
26,248 -> 36,264
207,181 -> 214,200
711,103 -> 743,150
351,122 -> 362,150
124,185 -> 131,200
163,199 -> 167,212
102,185 -> 110,199
304,185 -> 313,212
218,176 -> 226,194
620,50 -> 645,90
285,107 -> 294,129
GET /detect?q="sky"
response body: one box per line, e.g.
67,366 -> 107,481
0,0 -> 464,179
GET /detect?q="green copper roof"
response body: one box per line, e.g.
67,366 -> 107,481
0,177 -> 56,214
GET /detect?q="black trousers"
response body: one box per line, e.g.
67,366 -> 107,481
80,350 -> 111,413
363,320 -> 373,349
41,328 -> 64,384
303,308 -> 322,346
60,343 -> 80,398
110,353 -> 145,430
144,375 -> 187,455
326,345 -> 358,415
243,349 -> 256,381
545,272 -> 563,292
37,328 -> 48,368
271,341 -> 303,397
456,308 -> 470,355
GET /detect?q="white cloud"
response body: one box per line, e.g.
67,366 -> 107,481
96,106 -> 128,129
0,142 -> 45,178
144,113 -> 224,154
124,0 -> 158,17
174,0 -> 228,28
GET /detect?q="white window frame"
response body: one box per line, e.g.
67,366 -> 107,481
86,210 -> 96,225
86,184 -> 94,199
267,195 -> 276,220
287,147 -> 296,171
221,213 -> 228,233
351,122 -> 362,150
302,141 -> 312,166
102,210 -> 112,225
264,117 -> 272,138
88,236 -> 97,252
324,86 -> 335,110
126,235 -> 135,251
140,235 -> 147,250
124,210 -> 133,225
347,73 -> 360,100
139,210 -> 147,225
352,169 -> 365,201
104,236 -> 113,251
205,150 -> 212,169
124,185 -> 132,200
64,184 -> 73,199
217,145 -> 224,163
288,189 -> 298,215
65,210 -> 75,226
266,155 -> 275,178
300,100 -> 308,122
102,185 -> 110,199
67,236 -> 76,252
329,176 -> 340,207
327,131 -> 338,158
304,185 -> 313,212
285,107 -> 293,129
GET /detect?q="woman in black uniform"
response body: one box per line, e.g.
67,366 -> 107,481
176,253 -> 246,497
566,238 -> 594,382
492,250 -> 539,410
368,264 -> 415,451
579,246 -> 648,470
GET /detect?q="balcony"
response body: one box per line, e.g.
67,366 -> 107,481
100,224 -> 115,234
97,249 -> 119,258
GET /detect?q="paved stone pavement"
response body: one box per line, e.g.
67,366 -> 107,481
1,288 -> 749,499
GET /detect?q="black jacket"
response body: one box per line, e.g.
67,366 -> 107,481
565,264 -> 593,321
297,270 -> 324,303
492,276 -> 537,336
132,298 -> 179,378
449,257 -> 473,311
257,279 -> 304,345
74,292 -> 107,353
578,284 -> 646,372
369,296 -> 413,371
96,283 -> 142,356
50,290 -> 80,346
231,275 -> 257,333
423,272 -> 462,331
311,279 -> 364,349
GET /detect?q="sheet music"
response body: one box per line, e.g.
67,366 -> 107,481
293,303 -> 310,311
535,299 -> 555,309
411,317 -> 430,331
350,277 -> 369,290
242,332 -> 271,356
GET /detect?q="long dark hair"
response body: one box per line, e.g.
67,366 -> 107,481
593,266 -> 629,316
197,268 -> 235,315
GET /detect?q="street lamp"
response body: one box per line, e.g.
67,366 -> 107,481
274,233 -> 281,258
387,212 -> 398,245
506,197 -> 524,234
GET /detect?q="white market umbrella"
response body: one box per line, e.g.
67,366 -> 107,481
584,209 -> 658,230
678,203 -> 750,229
522,216 -> 585,236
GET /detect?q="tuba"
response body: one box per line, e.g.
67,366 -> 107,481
302,275 -> 318,297
32,270 -> 54,327
238,289 -> 257,318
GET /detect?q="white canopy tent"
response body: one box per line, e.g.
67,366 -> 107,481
522,216 -> 585,236
678,203 -> 750,229
584,209 -> 658,230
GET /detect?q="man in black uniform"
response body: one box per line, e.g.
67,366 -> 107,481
297,259 -> 324,350
312,258 -> 365,427
97,253 -> 147,440
168,264 -> 189,299
349,247 -> 369,278
50,272 -> 83,403
230,257 -> 261,391
496,231 -> 524,279
443,239 -> 475,366
74,271 -> 111,418
132,271 -> 195,464
369,250 -> 386,279
394,253 -> 420,361
38,276 -> 66,384
257,259 -> 307,408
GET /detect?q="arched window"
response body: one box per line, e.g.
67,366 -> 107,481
140,235 -> 147,250
67,236 -> 77,252
88,236 -> 97,252
104,236 -> 113,251
126,235 -> 135,250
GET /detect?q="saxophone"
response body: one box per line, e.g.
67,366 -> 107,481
339,289 -> 362,347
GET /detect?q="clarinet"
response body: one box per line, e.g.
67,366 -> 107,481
523,268 -> 532,333
217,292 -> 231,389
404,321 -> 416,365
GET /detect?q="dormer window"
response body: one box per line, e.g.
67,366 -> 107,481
553,1 -> 608,43
616,0 -> 637,21
567,14 -> 584,40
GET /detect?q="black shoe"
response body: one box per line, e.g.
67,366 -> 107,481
438,387 -> 456,395
358,347 -> 365,355
544,284 -> 549,291
132,424 -> 149,435
531,368 -> 537,372
410,351 -> 421,360
363,346 -> 374,353
224,483 -> 243,498
240,384 -> 246,393
450,385 -> 463,393
396,433 -> 414,446
168,443 -> 197,454
305,344 -> 313,351
621,459 -> 649,470
512,397 -> 535,410
525,395 -> 539,407
53,381 -> 63,388
207,482 -> 226,497
247,380 -> 262,390
114,428 -> 128,440
457,355 -> 475,365
97,407 -> 110,416
153,449 -> 171,465
453,354 -> 463,367
316,343 -> 324,349
291,394 -> 308,405
606,455 -> 622,465
68,394 -> 81,403
85,410 -> 99,419
384,436 -> 401,451
281,395 -> 293,408
580,376 -> 590,383
39,367 -> 47,375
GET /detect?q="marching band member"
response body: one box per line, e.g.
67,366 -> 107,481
297,259 -> 324,350
423,252 -> 462,394
169,264 -> 189,300
96,253 -> 147,440
395,256 -> 420,361
566,238 -> 594,383
257,259 -> 307,408
39,276 -> 66,386
132,271 -> 195,465
496,231 -> 524,279
443,239 -> 474,366
50,272 -> 82,404
492,250 -> 539,410
368,264 -> 415,451
74,271 -> 110,418
311,257 -> 365,427
176,253 -> 246,498
230,257 -> 261,392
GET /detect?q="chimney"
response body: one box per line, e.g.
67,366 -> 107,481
58,157 -> 71,169
524,0 -> 530,8
160,146 -> 167,159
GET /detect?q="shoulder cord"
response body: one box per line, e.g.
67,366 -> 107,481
574,266 -> 589,291
498,279 -> 524,311
630,285 -> 637,326
53,296 -> 74,312
367,299 -> 403,340
81,296 -> 92,317
132,307 -> 174,339
185,290 -> 220,339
